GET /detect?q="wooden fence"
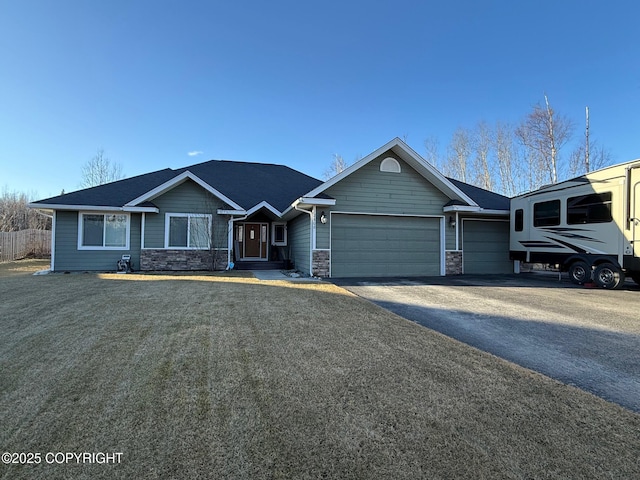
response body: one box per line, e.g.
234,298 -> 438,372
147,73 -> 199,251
0,229 -> 51,262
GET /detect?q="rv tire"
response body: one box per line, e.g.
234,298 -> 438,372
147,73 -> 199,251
593,263 -> 625,289
568,261 -> 591,285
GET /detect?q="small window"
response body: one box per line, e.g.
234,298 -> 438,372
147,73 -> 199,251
380,157 -> 401,173
272,223 -> 287,246
166,213 -> 212,249
534,200 -> 560,227
79,213 -> 129,249
567,192 -> 612,224
514,209 -> 524,232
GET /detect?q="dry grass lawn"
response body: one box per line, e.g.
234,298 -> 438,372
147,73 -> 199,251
1,260 -> 639,479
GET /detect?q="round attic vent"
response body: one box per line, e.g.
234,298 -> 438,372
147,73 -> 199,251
380,157 -> 401,173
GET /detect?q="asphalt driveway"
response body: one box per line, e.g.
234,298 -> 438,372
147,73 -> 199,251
334,273 -> 640,412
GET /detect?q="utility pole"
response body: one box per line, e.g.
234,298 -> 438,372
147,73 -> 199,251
585,106 -> 590,172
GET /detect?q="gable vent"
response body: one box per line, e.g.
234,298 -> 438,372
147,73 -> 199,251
380,157 -> 401,173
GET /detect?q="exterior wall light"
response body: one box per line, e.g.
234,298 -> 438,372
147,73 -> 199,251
449,215 -> 456,228
320,211 -> 327,224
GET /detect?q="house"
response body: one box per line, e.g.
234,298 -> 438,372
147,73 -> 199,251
29,138 -> 511,277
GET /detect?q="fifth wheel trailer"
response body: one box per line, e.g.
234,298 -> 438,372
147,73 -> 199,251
510,159 -> 640,289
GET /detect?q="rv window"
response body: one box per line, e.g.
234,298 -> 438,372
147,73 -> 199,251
567,192 -> 612,224
533,200 -> 560,227
514,209 -> 524,231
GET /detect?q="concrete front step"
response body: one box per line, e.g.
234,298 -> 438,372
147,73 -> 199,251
234,260 -> 287,271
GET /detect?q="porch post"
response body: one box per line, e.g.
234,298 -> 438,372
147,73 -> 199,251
227,217 -> 233,268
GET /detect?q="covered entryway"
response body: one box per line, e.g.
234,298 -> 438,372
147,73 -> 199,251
330,213 -> 442,277
462,219 -> 512,274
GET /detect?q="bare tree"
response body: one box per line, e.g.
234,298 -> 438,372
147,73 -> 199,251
80,148 -> 125,188
472,121 -> 493,191
323,154 -> 349,180
569,141 -> 612,177
492,122 -> 519,196
445,127 -> 472,183
515,95 -> 574,187
423,136 -> 441,170
0,189 -> 51,232
569,106 -> 613,177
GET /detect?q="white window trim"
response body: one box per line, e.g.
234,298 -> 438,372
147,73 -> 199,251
164,213 -> 212,250
77,212 -> 131,250
271,222 -> 287,246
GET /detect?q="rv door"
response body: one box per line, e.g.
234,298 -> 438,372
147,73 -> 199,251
634,170 -> 640,262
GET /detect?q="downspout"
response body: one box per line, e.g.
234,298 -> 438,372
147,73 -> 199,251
294,203 -> 314,275
454,211 -> 460,251
227,214 -> 248,269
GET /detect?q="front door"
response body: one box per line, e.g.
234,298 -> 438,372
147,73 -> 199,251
243,223 -> 267,259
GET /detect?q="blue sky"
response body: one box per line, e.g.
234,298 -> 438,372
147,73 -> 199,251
1,0 -> 638,199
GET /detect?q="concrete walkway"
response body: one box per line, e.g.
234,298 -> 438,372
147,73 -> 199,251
251,270 -> 322,282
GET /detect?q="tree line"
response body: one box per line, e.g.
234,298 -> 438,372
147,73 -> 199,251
1,149 -> 124,232
0,190 -> 51,232
425,95 -> 612,197
324,95 -> 613,197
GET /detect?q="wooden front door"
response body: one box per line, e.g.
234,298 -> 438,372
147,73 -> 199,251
243,223 -> 267,259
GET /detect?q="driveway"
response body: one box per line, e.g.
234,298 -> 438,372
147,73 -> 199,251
334,273 -> 640,412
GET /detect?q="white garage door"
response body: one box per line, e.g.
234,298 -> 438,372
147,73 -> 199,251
463,220 -> 512,274
331,214 -> 442,277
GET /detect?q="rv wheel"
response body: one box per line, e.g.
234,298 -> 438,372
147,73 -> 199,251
593,263 -> 625,289
568,261 -> 591,285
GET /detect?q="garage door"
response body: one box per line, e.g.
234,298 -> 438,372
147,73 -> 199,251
463,220 -> 512,274
331,214 -> 441,277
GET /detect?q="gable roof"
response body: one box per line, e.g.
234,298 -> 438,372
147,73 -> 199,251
299,137 -> 511,211
302,138 -> 479,206
30,160 -> 323,214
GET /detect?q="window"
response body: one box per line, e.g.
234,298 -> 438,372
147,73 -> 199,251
533,200 -> 560,227
79,213 -> 129,249
514,209 -> 524,232
380,157 -> 401,173
567,192 -> 612,224
272,223 -> 287,246
165,213 -> 212,249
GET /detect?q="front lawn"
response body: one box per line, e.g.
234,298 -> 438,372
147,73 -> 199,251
1,262 -> 638,479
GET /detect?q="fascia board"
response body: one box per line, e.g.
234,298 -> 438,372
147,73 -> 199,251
246,201 -> 283,217
125,171 -> 244,211
284,196 -> 336,213
443,205 -> 509,216
217,209 -> 247,215
443,205 -> 480,213
28,203 -> 158,213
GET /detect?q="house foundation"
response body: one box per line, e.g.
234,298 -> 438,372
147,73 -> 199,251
140,249 -> 229,271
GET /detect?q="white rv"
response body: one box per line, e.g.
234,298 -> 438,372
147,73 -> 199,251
510,159 -> 640,289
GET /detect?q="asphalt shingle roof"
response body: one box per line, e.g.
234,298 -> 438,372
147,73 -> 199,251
32,160 -> 324,212
31,159 -> 509,213
446,177 -> 510,210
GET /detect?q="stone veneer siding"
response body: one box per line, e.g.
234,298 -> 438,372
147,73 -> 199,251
312,250 -> 330,277
445,250 -> 462,275
140,249 -> 228,271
